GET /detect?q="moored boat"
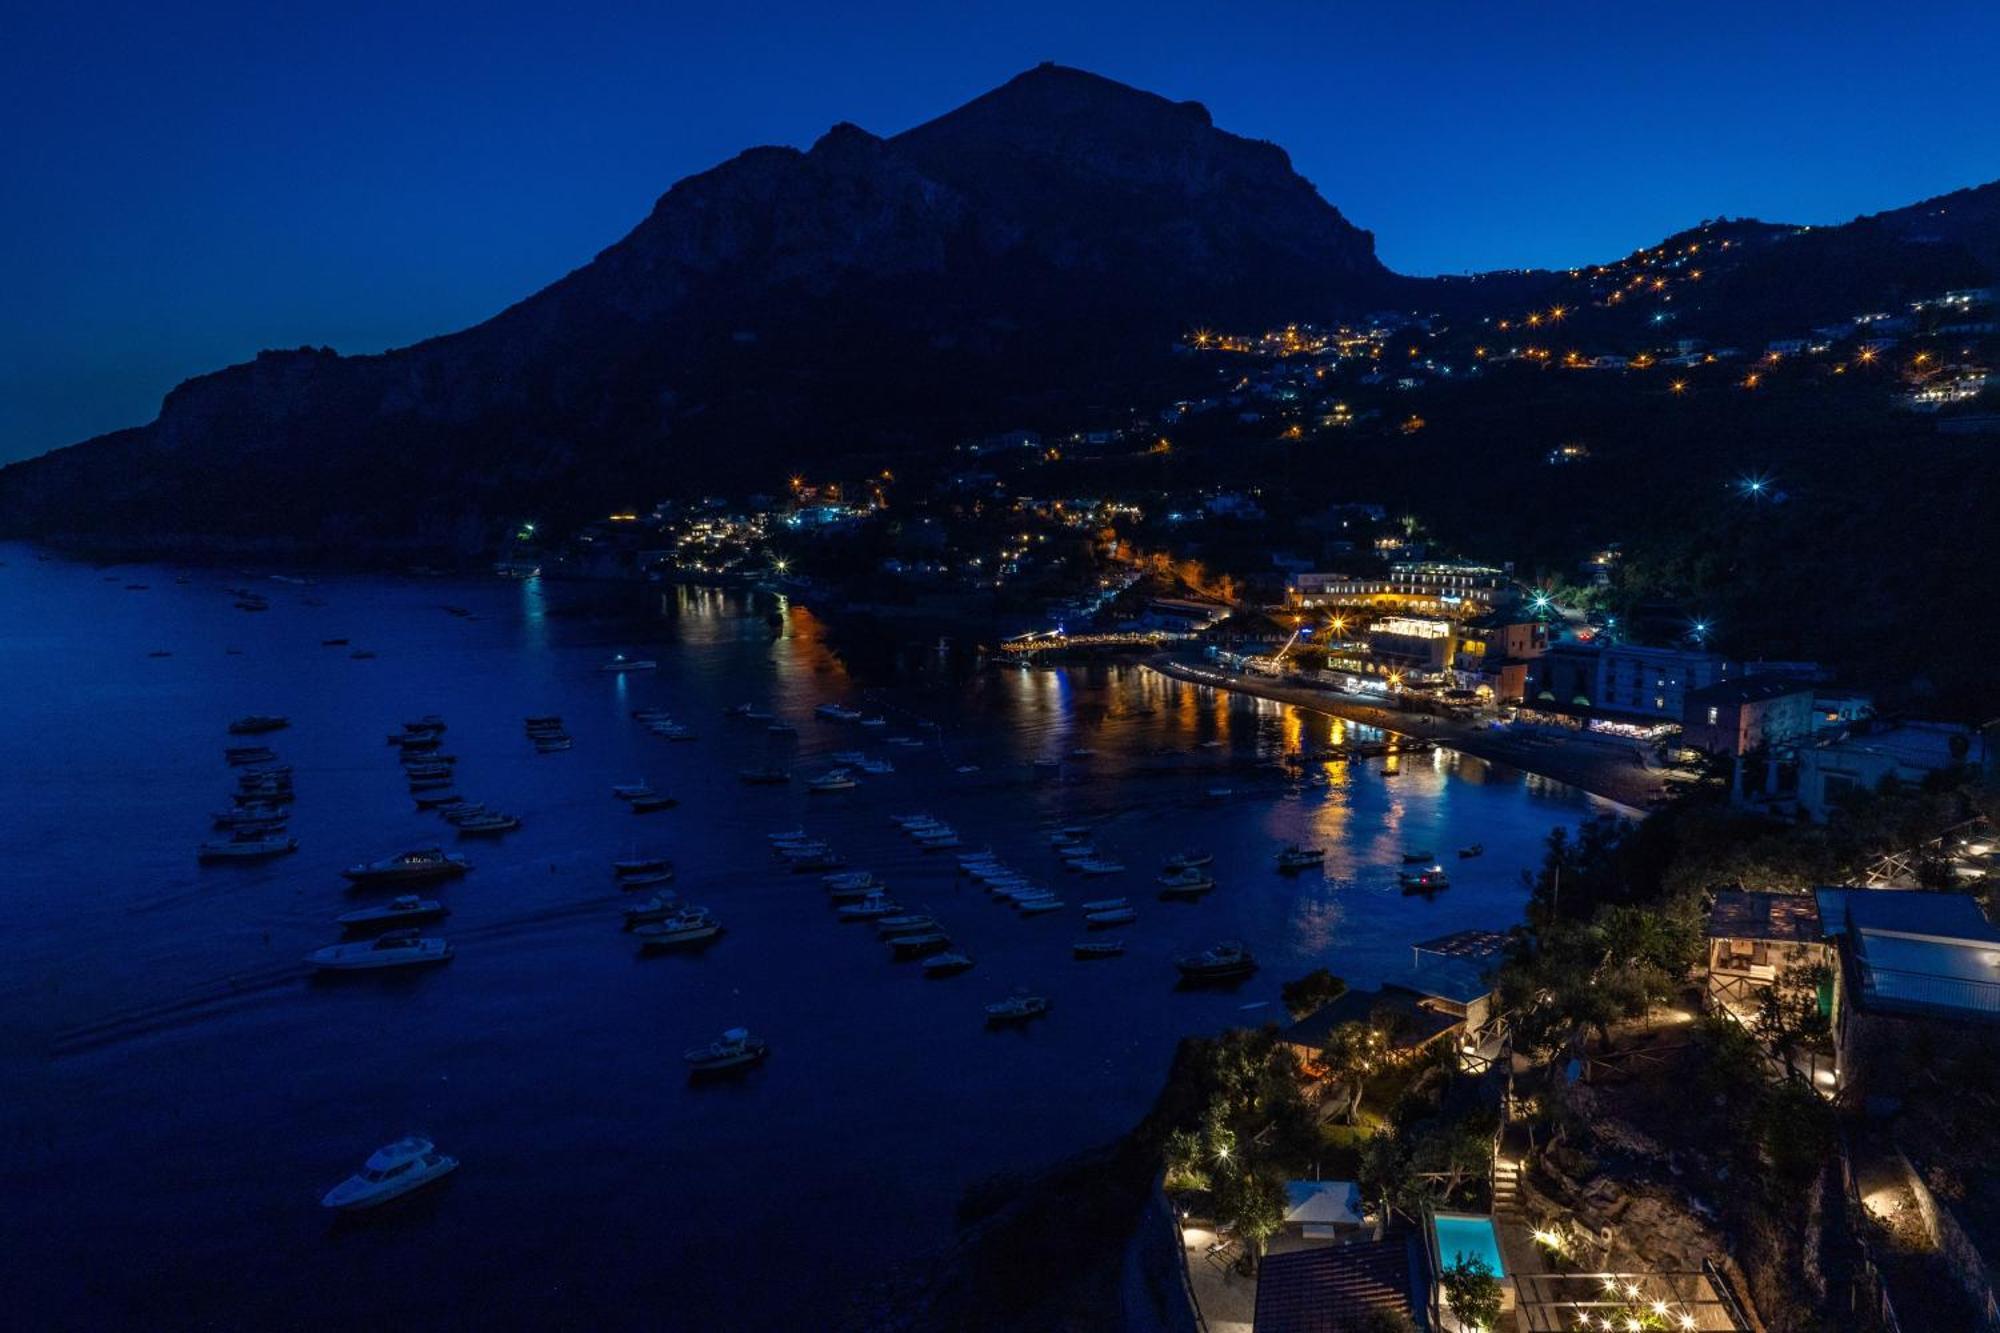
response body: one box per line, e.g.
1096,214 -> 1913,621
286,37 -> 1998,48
922,951 -> 974,978
684,1027 -> 767,1075
342,848 -> 469,885
320,1137 -> 457,1211
1073,939 -> 1126,959
1275,843 -> 1325,873
227,714 -> 288,735
198,833 -> 298,863
635,909 -> 723,950
985,994 -> 1050,1026
1174,941 -> 1258,983
336,895 -> 448,929
306,930 -> 452,971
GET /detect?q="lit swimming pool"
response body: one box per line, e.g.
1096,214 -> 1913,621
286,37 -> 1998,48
1433,1211 -> 1507,1277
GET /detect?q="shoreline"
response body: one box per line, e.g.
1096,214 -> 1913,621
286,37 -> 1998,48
1145,655 -> 1663,812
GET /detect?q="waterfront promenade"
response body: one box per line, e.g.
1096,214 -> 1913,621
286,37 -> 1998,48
1146,656 -> 1665,811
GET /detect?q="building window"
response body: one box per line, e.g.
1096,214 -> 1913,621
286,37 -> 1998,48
1707,706 -> 1719,725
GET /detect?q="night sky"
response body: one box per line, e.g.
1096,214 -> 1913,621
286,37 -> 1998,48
5,0 -> 1996,463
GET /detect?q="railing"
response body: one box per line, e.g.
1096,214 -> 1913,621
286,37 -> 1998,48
1701,1257 -> 1757,1333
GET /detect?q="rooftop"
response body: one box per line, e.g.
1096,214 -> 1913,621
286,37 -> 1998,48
1707,890 -> 1824,944
1252,1233 -> 1423,1333
1284,987 -> 1464,1052
1412,927 -> 1512,961
1686,677 -> 1814,708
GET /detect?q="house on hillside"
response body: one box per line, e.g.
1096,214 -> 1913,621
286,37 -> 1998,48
1704,891 -> 1831,1028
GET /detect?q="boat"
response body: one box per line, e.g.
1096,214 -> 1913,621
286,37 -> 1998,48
1402,850 -> 1436,865
889,813 -> 937,828
806,770 -> 858,793
985,995 -> 1050,1026
635,909 -> 723,949
599,654 -> 659,672
1398,866 -> 1451,893
630,793 -> 679,813
612,856 -> 671,877
738,767 -> 790,785
650,724 -> 697,741
886,736 -> 925,749
412,790 -> 464,809
1080,896 -> 1128,912
744,709 -> 774,723
836,894 -> 903,921
1276,844 -> 1326,873
336,896 -> 447,929
306,930 -> 452,972
198,834 -> 298,862
858,716 -> 888,730
815,703 -> 861,721
342,848 -> 469,885
407,774 -> 454,793
454,813 -> 521,836
1017,897 -> 1066,916
612,783 -> 657,800
1072,859 -> 1126,877
617,869 -> 677,890
223,745 -> 277,765
1175,941 -> 1258,983
351,650 -> 377,659
922,952 -> 974,978
822,870 -> 876,891
533,736 -> 574,753
1156,869 -> 1216,899
1086,906 -> 1138,927
724,702 -> 753,717
825,880 -> 881,903
1163,850 -> 1214,871
1073,940 -> 1126,959
874,914 -> 938,936
684,1027 -> 768,1075
526,714 -> 563,728
622,892 -> 683,926
788,851 -> 846,873
889,931 -> 953,959
227,715 -> 288,735
1457,844 -> 1485,859
856,758 -> 895,775
319,1137 -> 458,1211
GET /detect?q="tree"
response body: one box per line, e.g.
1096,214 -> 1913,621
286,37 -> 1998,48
1214,1166 -> 1287,1271
1408,1119 -> 1492,1205
1320,1020 -> 1382,1123
1440,1253 -> 1503,1331
1282,967 -> 1348,1020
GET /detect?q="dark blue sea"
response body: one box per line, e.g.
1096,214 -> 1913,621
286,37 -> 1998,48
0,549 -> 1618,1328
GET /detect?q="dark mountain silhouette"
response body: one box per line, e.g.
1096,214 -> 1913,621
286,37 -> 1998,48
0,64 -> 1993,556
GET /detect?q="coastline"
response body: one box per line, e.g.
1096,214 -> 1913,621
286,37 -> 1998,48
1145,655 -> 1663,812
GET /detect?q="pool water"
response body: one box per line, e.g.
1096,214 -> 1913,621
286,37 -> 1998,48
1433,1211 -> 1506,1277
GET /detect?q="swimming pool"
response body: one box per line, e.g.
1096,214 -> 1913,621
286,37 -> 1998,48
1432,1211 -> 1507,1277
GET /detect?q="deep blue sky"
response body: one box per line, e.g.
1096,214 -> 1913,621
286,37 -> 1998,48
5,1 -> 1997,463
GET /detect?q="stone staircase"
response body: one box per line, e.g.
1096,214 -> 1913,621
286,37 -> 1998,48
1491,1153 -> 1522,1220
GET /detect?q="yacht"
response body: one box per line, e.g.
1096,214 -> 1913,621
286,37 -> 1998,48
635,909 -> 723,949
1086,905 -> 1139,927
1457,844 -> 1484,859
825,879 -> 882,904
306,931 -> 452,972
1080,896 -> 1129,912
341,849 -> 469,885
684,1027 -> 768,1075
1163,850 -> 1214,872
1156,868 -> 1216,899
921,952 -> 974,978
212,808 -> 288,831
806,770 -> 858,793
622,892 -> 683,926
875,913 -> 939,936
337,896 -> 447,929
226,715 -> 289,735
984,995 -> 1050,1026
198,834 -> 298,863
1073,940 -> 1126,960
599,654 -> 659,672
319,1137 -> 458,1211
1174,941 -> 1258,983
1275,844 -> 1326,873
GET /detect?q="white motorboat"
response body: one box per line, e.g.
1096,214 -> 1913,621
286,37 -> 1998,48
1073,939 -> 1126,959
1275,844 -> 1325,873
836,894 -> 903,922
858,717 -> 888,730
533,736 -> 573,752
336,896 -> 447,929
1072,859 -> 1126,877
830,750 -> 869,765
612,783 -> 658,800
807,770 -> 859,793
306,930 -> 452,971
1163,850 -> 1214,871
612,856 -> 672,877
617,869 -> 676,890
874,914 -> 939,936
1086,906 -> 1138,927
822,870 -> 876,891
1080,897 -> 1128,912
922,952 -> 974,978
765,827 -> 809,844
889,813 -> 936,828
599,654 -> 659,672
320,1137 -> 458,1211
198,834 -> 298,863
889,931 -> 953,959
1017,897 -> 1066,916
454,813 -> 521,836
856,758 -> 894,775
1175,941 -> 1258,983
623,892 -> 683,926
684,1027 -> 768,1075
635,909 -> 723,949
343,849 -> 469,885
